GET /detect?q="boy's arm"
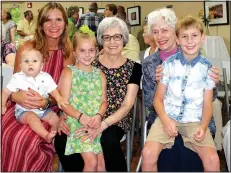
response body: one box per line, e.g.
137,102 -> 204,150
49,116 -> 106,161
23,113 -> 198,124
201,89 -> 213,130
154,82 -> 178,137
194,66 -> 215,142
153,61 -> 178,137
194,89 -> 213,142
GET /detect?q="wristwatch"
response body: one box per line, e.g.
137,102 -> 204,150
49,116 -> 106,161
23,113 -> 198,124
39,98 -> 51,111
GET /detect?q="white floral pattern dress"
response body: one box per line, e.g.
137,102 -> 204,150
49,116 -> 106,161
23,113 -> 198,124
64,65 -> 102,155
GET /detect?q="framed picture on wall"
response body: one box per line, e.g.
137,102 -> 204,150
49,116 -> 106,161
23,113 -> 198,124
79,7 -> 84,17
127,6 -> 141,26
204,1 -> 229,26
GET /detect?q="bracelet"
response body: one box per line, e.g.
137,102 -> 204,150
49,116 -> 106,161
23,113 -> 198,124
45,98 -> 51,109
96,113 -> 103,119
78,113 -> 83,122
39,98 -> 50,111
103,120 -> 109,127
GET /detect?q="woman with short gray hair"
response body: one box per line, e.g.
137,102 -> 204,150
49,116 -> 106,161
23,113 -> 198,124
97,17 -> 129,46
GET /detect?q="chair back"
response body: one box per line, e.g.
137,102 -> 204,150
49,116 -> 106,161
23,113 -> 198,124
223,68 -> 230,117
222,61 -> 230,84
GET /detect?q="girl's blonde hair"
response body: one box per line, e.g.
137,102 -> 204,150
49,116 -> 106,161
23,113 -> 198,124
33,2 -> 72,61
72,25 -> 97,49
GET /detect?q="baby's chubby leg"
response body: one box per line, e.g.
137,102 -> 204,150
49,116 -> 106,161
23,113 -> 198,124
42,111 -> 60,141
42,110 -> 60,131
20,111 -> 54,143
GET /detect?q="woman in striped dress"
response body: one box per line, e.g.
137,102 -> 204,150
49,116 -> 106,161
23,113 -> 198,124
1,2 -> 74,171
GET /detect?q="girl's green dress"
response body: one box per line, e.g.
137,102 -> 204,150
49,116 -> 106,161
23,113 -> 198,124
64,65 -> 103,155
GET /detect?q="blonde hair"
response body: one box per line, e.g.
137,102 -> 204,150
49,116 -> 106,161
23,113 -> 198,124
21,48 -> 43,62
33,2 -> 72,61
72,28 -> 97,50
176,15 -> 204,36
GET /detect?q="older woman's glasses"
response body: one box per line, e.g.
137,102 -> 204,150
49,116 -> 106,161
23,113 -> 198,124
102,34 -> 123,42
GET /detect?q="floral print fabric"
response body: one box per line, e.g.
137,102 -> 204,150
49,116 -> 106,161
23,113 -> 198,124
65,65 -> 102,155
92,59 -> 135,133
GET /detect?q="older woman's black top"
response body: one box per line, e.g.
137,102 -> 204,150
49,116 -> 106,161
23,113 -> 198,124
92,58 -> 142,132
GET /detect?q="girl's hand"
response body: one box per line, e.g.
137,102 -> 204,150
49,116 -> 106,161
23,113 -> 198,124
79,114 -> 92,127
57,99 -> 69,109
75,126 -> 102,143
88,115 -> 101,128
57,114 -> 70,135
12,88 -> 46,109
162,118 -> 178,137
194,126 -> 206,142
209,66 -> 220,84
155,65 -> 163,81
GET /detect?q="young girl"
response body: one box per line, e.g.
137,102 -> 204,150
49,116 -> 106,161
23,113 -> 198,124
59,25 -> 107,172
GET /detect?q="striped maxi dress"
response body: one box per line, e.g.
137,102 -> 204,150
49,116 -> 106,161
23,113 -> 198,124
1,49 -> 64,172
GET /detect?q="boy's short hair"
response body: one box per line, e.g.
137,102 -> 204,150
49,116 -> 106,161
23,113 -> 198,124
176,15 -> 204,36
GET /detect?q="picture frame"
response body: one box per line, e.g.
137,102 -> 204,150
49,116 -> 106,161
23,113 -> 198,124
97,8 -> 105,18
127,6 -> 141,26
79,7 -> 84,18
204,1 -> 229,26
27,2 -> 32,8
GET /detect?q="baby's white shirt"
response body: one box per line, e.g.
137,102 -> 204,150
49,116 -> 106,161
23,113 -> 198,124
6,71 -> 58,114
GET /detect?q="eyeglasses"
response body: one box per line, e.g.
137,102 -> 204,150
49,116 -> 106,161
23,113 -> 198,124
102,34 -> 123,42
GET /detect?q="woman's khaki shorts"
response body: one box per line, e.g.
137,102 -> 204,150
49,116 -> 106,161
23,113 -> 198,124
146,117 -> 216,152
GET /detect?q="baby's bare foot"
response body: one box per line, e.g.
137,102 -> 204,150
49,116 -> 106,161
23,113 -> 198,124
45,131 -> 57,143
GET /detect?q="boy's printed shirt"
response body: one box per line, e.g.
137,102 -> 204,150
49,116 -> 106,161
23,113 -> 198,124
160,49 -> 215,123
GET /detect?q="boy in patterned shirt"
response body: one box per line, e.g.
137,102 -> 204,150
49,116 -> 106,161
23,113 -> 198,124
142,15 -> 220,171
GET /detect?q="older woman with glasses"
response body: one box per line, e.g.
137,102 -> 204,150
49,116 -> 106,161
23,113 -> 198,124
55,17 -> 142,172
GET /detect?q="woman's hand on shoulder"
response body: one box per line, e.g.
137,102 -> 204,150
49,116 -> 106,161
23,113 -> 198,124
209,66 -> 220,84
155,65 -> 163,81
